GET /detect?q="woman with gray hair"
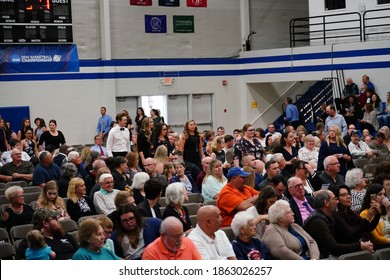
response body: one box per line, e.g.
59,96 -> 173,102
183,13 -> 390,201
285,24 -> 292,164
162,182 -> 193,234
58,162 -> 77,197
231,211 -> 266,260
1,185 -> 34,232
345,168 -> 367,213
130,172 -> 150,205
263,200 -> 319,260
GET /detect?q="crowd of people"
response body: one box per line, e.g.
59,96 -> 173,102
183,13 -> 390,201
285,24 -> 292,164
1,75 -> 390,260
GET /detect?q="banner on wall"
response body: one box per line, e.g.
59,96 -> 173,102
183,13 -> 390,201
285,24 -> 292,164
0,44 -> 79,74
187,0 -> 207,7
130,0 -> 152,5
173,15 -> 194,33
159,0 -> 180,7
145,15 -> 167,33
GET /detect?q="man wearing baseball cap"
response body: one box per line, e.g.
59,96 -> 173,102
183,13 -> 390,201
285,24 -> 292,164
16,208 -> 78,260
348,129 -> 374,165
217,167 -> 259,227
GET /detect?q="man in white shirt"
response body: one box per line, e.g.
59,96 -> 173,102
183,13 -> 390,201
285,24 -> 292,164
106,112 -> 130,157
348,129 -> 374,164
188,205 -> 237,260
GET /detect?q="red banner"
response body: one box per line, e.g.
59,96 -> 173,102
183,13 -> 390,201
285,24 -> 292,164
130,0 -> 152,6
187,0 -> 207,8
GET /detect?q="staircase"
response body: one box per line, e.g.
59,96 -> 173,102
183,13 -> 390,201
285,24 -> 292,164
273,80 -> 334,133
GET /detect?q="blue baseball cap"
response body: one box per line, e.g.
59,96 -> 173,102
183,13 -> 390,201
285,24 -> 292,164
227,167 -> 250,178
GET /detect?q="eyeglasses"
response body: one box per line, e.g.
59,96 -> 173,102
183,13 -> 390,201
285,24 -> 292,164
328,162 -> 340,166
12,195 -> 24,199
121,216 -> 136,223
292,183 -> 304,189
13,153 -> 22,156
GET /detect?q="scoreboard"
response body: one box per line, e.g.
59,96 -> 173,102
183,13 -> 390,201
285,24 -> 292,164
0,0 -> 73,43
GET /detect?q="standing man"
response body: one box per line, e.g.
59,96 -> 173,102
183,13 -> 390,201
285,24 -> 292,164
362,74 -> 375,91
97,107 -> 113,145
106,112 -> 130,158
217,126 -> 225,136
324,105 -> 348,137
284,97 -> 300,129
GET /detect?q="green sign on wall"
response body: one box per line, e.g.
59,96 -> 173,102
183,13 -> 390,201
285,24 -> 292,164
173,16 -> 194,33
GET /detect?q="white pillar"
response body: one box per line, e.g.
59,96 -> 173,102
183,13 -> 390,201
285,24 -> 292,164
99,0 -> 111,60
240,0 -> 250,51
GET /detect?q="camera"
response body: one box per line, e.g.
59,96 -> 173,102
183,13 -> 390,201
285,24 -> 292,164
370,194 -> 377,200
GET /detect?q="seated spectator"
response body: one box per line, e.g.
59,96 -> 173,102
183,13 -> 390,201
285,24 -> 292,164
26,229 -> 56,260
319,155 -> 346,189
143,157 -> 169,191
32,151 -> 61,188
16,208 -> 78,260
256,160 -> 280,190
66,177 -> 96,222
359,184 -> 390,249
53,144 -> 68,167
93,173 -> 119,215
107,191 -> 136,230
263,200 -> 319,260
270,175 -> 289,201
348,130 -> 374,164
35,180 -> 70,220
201,159 -> 227,202
293,160 -> 323,196
298,134 -> 319,170
90,135 -> 108,158
89,166 -> 111,200
130,172 -> 149,205
163,162 -> 175,185
188,205 -> 236,260
0,148 -> 34,184
343,124 -> 356,146
368,132 -> 389,156
231,211 -> 267,260
217,167 -> 259,227
111,156 -> 132,191
329,185 -> 380,244
196,156 -> 212,192
287,176 -> 314,226
110,203 -> 161,259
142,216 -> 201,260
57,162 -> 77,198
84,159 -> 106,196
304,190 -> 373,259
95,215 -> 115,253
170,159 -> 198,193
1,185 -> 34,233
67,151 -> 87,179
171,150 -> 201,182
1,140 -> 31,163
342,96 -> 363,125
345,168 -> 367,213
83,150 -> 101,174
126,151 -> 141,180
377,92 -> 390,128
137,178 -> 163,219
274,131 -> 298,176
72,218 -> 121,260
162,182 -> 193,234
359,103 -> 379,134
250,186 -> 278,240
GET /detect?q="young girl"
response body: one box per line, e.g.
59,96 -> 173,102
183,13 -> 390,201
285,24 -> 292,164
26,230 -> 56,260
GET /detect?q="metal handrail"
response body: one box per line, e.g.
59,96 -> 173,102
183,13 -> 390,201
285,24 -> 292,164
363,8 -> 390,40
290,12 -> 361,47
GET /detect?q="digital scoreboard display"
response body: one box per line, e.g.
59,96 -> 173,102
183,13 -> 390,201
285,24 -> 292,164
0,0 -> 73,43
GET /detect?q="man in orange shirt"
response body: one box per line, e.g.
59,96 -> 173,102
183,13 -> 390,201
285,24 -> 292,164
142,216 -> 201,260
217,167 -> 259,227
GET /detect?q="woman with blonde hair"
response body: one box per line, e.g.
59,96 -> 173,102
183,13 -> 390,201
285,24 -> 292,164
154,145 -> 168,174
163,161 -> 175,184
201,159 -> 227,202
67,177 -> 96,222
36,180 -> 70,220
317,125 -> 352,176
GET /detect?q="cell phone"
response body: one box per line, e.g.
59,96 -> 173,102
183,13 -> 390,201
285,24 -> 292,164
370,194 -> 377,200
321,184 -> 330,190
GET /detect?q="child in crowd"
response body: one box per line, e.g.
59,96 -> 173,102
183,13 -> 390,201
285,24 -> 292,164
26,230 -> 56,260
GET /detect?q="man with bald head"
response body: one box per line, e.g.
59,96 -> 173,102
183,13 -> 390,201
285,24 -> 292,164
188,205 -> 236,260
0,148 -> 34,183
84,159 -> 106,195
143,157 -> 168,193
142,217 -> 201,260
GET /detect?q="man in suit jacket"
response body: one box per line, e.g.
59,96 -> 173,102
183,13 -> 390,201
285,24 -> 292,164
137,178 -> 163,219
288,176 -> 314,226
